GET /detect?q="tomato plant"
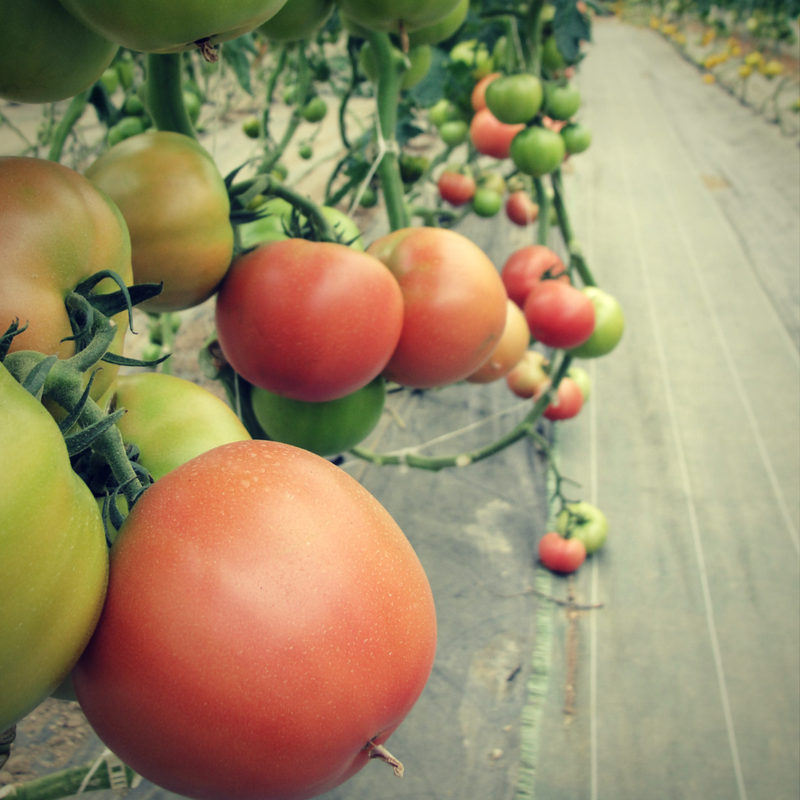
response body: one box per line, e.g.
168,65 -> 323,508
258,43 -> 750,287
556,501 -> 608,554
471,187 -> 503,217
249,377 -> 386,456
505,349 -> 550,399
524,280 -> 595,349
569,287 -> 625,359
1,362 -> 108,732
437,170 -> 476,206
485,73 -> 544,124
470,108 -> 525,160
408,0 -> 469,46
505,191 -> 540,227
337,0 -> 461,33
501,245 -> 567,308
85,132 -> 234,313
258,0 -> 334,42
466,300 -> 530,384
0,157 -> 133,401
450,39 -> 495,78
543,376 -> 584,420
301,96 -> 328,123
367,227 -> 508,388
73,440 -> 437,800
360,44 -> 433,90
544,82 -> 582,121
509,125 -> 566,177
215,238 -> 403,402
538,531 -> 586,574
1,0 -> 118,104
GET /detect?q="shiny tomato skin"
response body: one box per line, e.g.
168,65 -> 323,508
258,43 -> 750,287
336,0 -> 461,33
216,239 -> 404,402
505,349 -> 550,398
470,107 -> 525,160
1,0 -> 118,104
85,132 -> 234,313
367,227 -> 508,389
73,440 -> 437,800
544,82 -> 582,121
258,0 -> 334,41
501,245 -> 567,308
466,300 -> 530,383
408,0 -> 468,45
538,531 -> 586,574
543,376 -> 584,420
0,157 -> 132,401
505,191 -> 539,227
437,170 -> 476,206
57,0 -> 290,53
509,125 -> 566,177
524,280 -> 595,350
485,73 -> 544,124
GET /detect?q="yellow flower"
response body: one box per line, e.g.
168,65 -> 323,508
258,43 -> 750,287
744,51 -> 764,67
760,59 -> 783,77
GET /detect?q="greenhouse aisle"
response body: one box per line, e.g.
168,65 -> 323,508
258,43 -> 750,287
533,17 -> 800,800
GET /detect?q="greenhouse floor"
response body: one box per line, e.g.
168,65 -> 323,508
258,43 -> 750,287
3,15 -> 799,800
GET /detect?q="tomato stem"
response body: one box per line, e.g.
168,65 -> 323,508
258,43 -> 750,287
46,88 -> 91,163
145,54 -> 197,139
367,740 -> 404,778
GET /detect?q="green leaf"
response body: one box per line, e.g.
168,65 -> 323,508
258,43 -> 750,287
222,36 -> 256,95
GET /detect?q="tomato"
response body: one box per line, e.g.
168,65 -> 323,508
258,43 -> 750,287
485,73 -> 544,124
437,170 -> 476,206
556,501 -> 608,554
298,144 -> 313,160
480,172 -> 506,196
1,0 -> 118,103
567,365 -> 592,402
57,0 -> 290,53
367,227 -> 508,388
450,39 -> 495,78
107,116 -> 146,147
509,125 -> 566,177
438,119 -> 470,147
216,239 -> 403,402
110,372 -> 250,481
471,187 -> 503,217
505,191 -> 540,227
524,280 -> 595,349
301,96 -> 328,122
470,107 -> 525,160
541,36 -> 567,71
408,0 -> 468,45
544,82 -> 582,121
569,287 -> 625,359
249,376 -> 385,456
505,349 -> 550,399
73,440 -> 437,800
428,99 -> 467,128
1,363 -> 108,732
543,376 -> 584,420
561,122 -> 592,155
336,0 -> 461,33
501,245 -> 567,308
360,44 -> 432,90
470,72 -> 501,112
466,300 -> 530,384
0,157 -> 132,401
258,0 -> 334,42
85,132 -> 233,313
538,531 -> 586,574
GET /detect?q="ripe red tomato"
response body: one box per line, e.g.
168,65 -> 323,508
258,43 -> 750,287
470,72 -> 501,112
367,227 -> 508,388
469,107 -> 525,160
505,191 -> 540,227
523,280 -> 595,349
437,170 -> 476,206
73,440 -> 437,800
215,238 -> 403,402
543,376 -> 584,420
505,349 -> 550,399
466,300 -> 530,384
538,531 -> 586,574
501,245 -> 567,308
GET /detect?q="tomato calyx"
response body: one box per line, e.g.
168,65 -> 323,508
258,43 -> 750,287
195,38 -> 220,64
366,740 -> 405,778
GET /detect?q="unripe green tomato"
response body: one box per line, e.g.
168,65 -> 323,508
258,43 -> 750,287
544,82 -> 582,120
541,36 -> 566,70
567,365 -> 592,402
408,0 -> 469,46
471,188 -> 503,218
299,144 -> 313,160
358,185 -> 378,208
400,154 -> 429,184
485,73 -> 544,124
438,119 -> 470,147
99,67 -> 120,95
283,85 -> 297,104
480,172 -> 506,196
107,115 -> 145,147
428,98 -> 467,127
450,39 -> 494,78
301,96 -> 327,122
510,126 -> 566,177
249,377 -> 386,456
242,117 -> 261,138
359,43 -> 432,90
561,122 -> 592,154
183,90 -> 201,124
123,93 -> 146,115
271,163 -> 289,181
556,501 -> 608,554
258,0 -> 334,42
116,54 -> 135,90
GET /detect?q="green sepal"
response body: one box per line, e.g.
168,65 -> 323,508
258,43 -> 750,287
64,408 -> 126,459
0,319 -> 28,362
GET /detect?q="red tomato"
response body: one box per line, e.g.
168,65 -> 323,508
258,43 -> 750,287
538,531 -> 586,574
505,349 -> 550,399
73,440 -> 437,800
437,170 -> 476,206
524,280 -> 595,349
543,376 -> 584,420
469,107 -> 525,160
367,227 -> 508,388
470,71 -> 501,111
466,299 -> 530,383
215,239 -> 404,402
505,191 -> 539,227
501,245 -> 567,308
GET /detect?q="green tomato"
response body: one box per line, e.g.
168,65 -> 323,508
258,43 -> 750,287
123,93 -> 146,116
0,362 -> 108,731
428,98 -> 467,127
471,187 -> 503,218
336,0 -> 461,34
299,143 -> 313,160
408,0 -> 468,45
541,36 -> 566,71
561,122 -> 592,155
438,119 -> 470,147
569,287 -> 625,358
249,377 -> 386,456
359,43 -> 432,90
301,96 -> 328,123
99,66 -> 120,95
450,39 -> 495,78
567,365 -> 592,402
0,0 -> 118,104
485,73 -> 544,125
400,154 -> 430,184
183,90 -> 202,124
358,185 -> 378,208
509,126 -> 566,177
107,115 -> 145,147
556,501 -> 608,554
242,117 -> 261,138
110,372 -> 251,481
258,0 -> 334,42
545,82 -> 582,121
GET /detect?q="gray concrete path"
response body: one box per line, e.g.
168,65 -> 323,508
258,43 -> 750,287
534,18 -> 800,800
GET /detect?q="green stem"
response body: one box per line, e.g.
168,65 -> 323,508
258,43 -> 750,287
261,45 -> 288,143
550,169 -> 596,286
526,0 -> 546,76
47,89 -> 91,162
145,53 -> 196,137
533,176 -> 550,245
